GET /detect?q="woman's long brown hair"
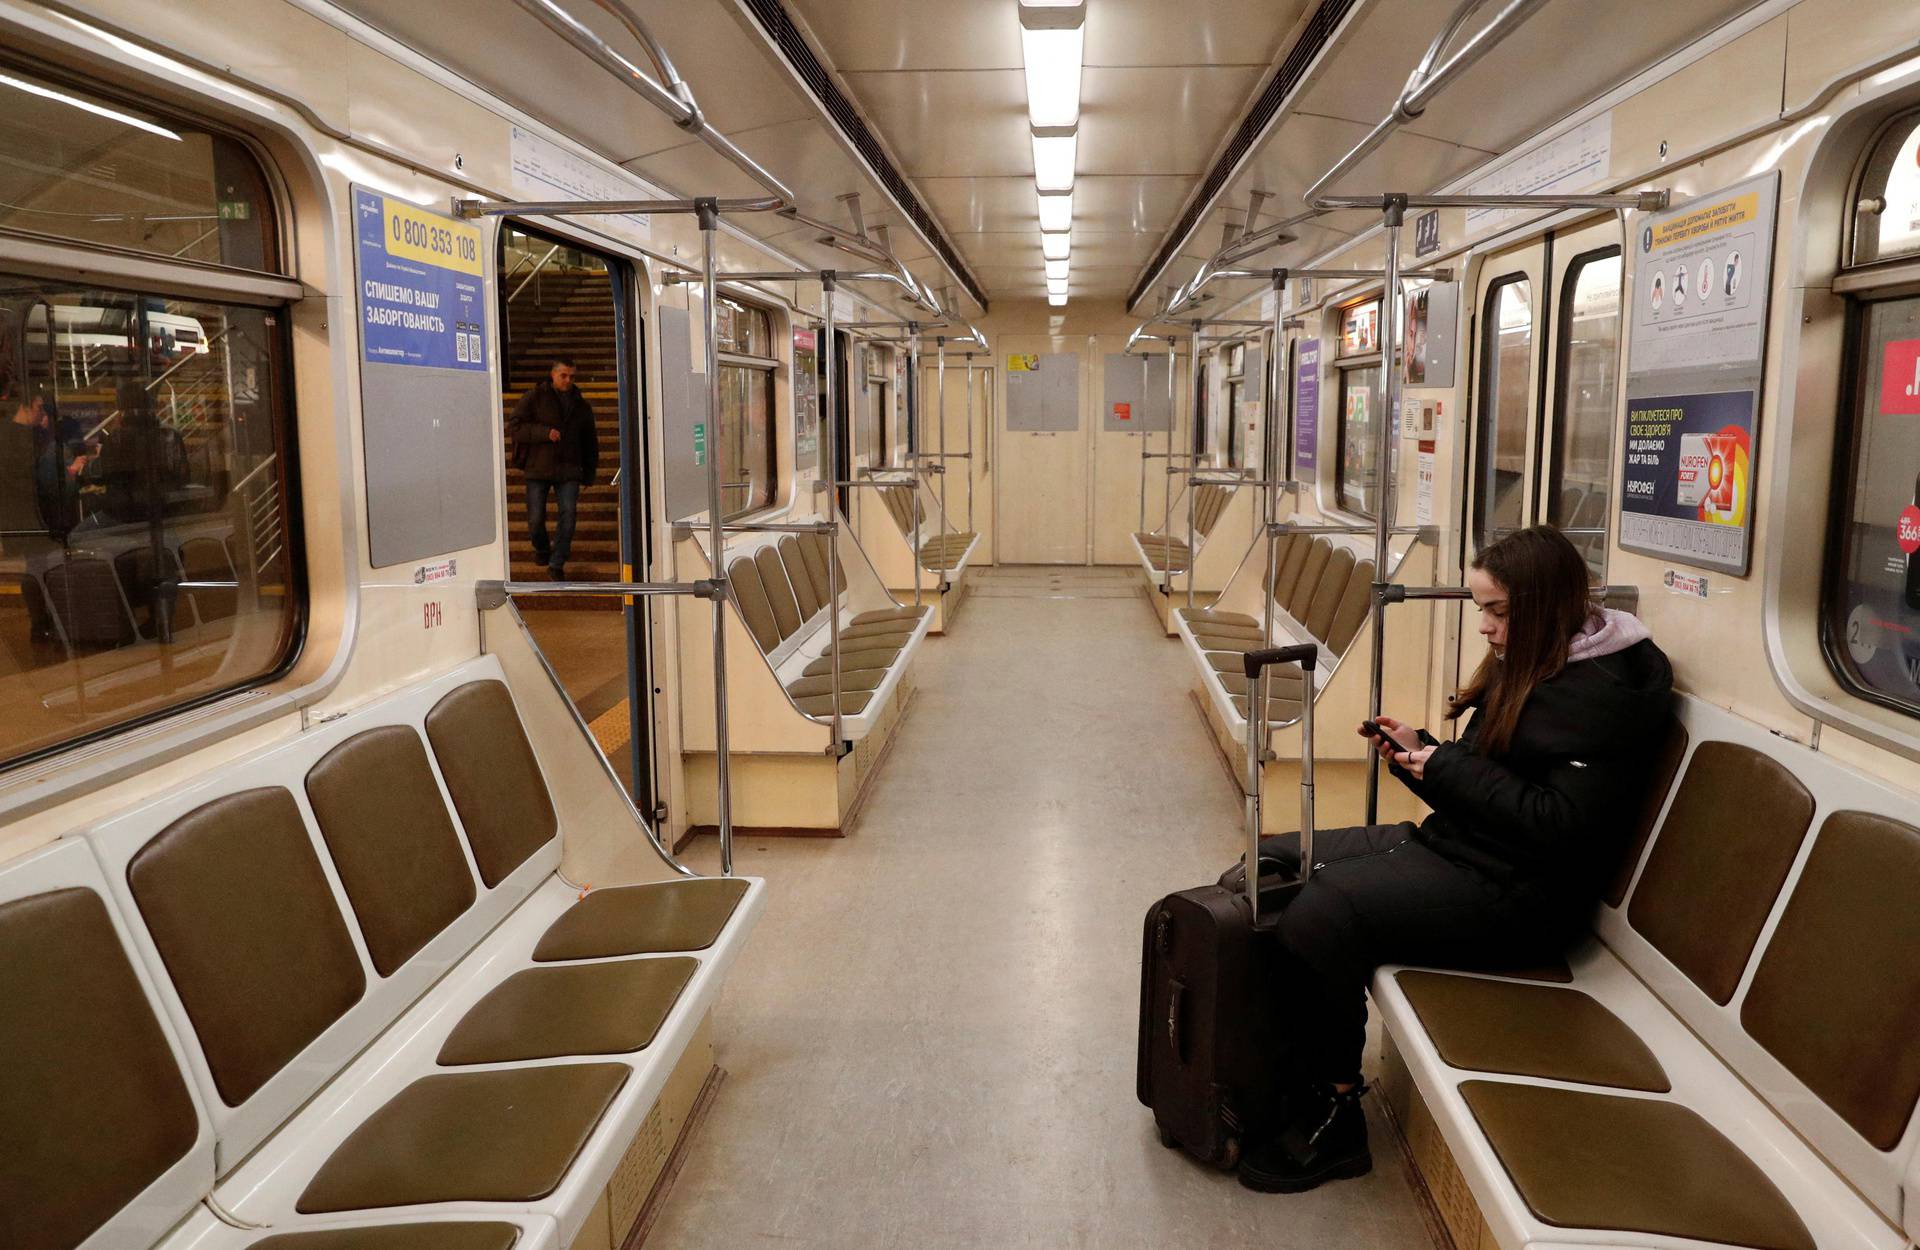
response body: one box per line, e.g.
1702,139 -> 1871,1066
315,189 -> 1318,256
1445,526 -> 1597,756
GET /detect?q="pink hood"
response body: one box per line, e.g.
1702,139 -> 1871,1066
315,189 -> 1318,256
1567,607 -> 1652,663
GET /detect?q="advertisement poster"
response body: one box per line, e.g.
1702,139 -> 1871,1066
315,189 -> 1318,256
1293,339 -> 1320,474
353,188 -> 486,371
1619,390 -> 1756,571
1620,173 -> 1778,575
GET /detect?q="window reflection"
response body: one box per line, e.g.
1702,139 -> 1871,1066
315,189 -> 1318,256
0,276 -> 296,764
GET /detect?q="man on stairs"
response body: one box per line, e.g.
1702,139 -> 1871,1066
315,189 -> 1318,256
510,354 -> 599,579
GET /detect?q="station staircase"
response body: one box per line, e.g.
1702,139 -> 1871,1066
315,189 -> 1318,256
501,269 -> 622,610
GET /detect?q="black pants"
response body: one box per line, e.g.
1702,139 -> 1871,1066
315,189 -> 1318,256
525,478 -> 580,572
1266,823 -> 1570,1085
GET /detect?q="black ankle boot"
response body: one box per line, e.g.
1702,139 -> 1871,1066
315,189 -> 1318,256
1237,1081 -> 1372,1193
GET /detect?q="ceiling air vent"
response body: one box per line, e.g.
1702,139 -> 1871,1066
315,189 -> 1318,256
738,0 -> 989,313
1128,0 -> 1358,309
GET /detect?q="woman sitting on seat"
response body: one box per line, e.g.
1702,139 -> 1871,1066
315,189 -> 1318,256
1236,524 -> 1673,1194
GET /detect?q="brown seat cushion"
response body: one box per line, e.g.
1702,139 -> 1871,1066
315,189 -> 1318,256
1461,1080 -> 1814,1250
250,1224 -> 522,1250
787,670 -> 887,698
438,958 -> 697,1065
1178,608 -> 1258,629
1396,971 -> 1668,1091
753,545 -> 804,640
795,690 -> 876,716
297,1064 -> 628,1212
1217,668 -> 1305,697
802,647 -> 899,677
128,788 -> 366,1106
1740,810 -> 1920,1149
778,536 -> 822,619
425,681 -> 558,889
1231,692 -> 1303,724
534,878 -> 750,961
1627,741 -> 1814,1004
837,620 -> 917,642
0,888 -> 201,1250
851,606 -> 929,625
1603,715 -> 1690,907
1325,558 -> 1374,655
305,726 -> 477,976
1197,635 -> 1265,655
726,556 -> 781,653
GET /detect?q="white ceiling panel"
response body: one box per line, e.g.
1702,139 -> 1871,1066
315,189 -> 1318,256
326,0 -> 1774,312
839,70 -> 1030,177
1084,0 -> 1312,68
1078,66 -> 1266,176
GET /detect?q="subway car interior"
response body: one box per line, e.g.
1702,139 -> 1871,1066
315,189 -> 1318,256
3,0 -> 1920,1247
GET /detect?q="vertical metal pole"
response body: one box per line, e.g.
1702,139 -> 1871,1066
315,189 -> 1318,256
1270,270 -> 1287,529
907,326 -> 922,605
822,274 -> 843,753
964,353 -> 976,534
1162,342 -> 1176,540
1262,522 -> 1279,649
1185,320 -> 1203,611
1245,668 -> 1265,924
1365,196 -> 1407,826
937,336 -> 950,550
1186,464 -> 1198,611
696,199 -> 733,875
1138,352 -> 1148,532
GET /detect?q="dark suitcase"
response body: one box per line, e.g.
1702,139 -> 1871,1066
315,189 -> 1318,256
1137,643 -> 1319,1168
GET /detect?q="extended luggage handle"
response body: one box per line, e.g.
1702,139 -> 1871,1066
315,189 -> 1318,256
1241,644 -> 1319,926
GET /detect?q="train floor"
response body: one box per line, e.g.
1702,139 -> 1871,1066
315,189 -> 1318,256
640,564 -> 1435,1249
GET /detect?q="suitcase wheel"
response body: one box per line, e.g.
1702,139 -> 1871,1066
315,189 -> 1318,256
1219,1135 -> 1242,1169
1156,1125 -> 1178,1150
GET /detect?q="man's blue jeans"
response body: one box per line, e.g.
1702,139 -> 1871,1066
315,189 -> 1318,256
525,478 -> 580,572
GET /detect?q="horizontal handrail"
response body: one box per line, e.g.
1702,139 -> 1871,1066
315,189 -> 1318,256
1267,522 -> 1432,538
1378,582 -> 1634,603
476,579 -> 719,609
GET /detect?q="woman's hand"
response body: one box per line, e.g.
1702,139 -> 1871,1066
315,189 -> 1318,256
1390,744 -> 1437,779
1358,715 -> 1423,756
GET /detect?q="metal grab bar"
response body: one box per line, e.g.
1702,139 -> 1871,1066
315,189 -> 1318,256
506,243 -> 563,304
1377,582 -> 1636,604
479,593 -> 697,879
1267,522 -> 1432,538
476,579 -> 717,609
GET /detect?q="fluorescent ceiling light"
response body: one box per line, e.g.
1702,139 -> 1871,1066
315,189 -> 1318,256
1031,132 -> 1076,192
1041,231 -> 1071,261
0,71 -> 180,140
1019,23 -> 1084,129
1047,276 -> 1069,296
1045,258 -> 1069,280
1037,192 -> 1073,233
1048,292 -> 1068,307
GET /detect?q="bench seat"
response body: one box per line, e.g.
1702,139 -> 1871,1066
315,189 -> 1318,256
727,531 -> 931,739
0,656 -> 764,1250
1373,698 -> 1920,1250
1174,533 -> 1376,735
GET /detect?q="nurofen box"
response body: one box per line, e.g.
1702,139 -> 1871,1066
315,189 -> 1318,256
1703,433 -> 1739,517
1676,434 -> 1711,507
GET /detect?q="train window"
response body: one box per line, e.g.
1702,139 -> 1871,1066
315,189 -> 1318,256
715,297 -> 776,518
0,275 -> 299,768
1335,297 -> 1384,517
1547,249 -> 1622,578
1825,294 -> 1920,717
0,66 -> 276,271
1851,110 -> 1920,267
1472,275 -> 1534,549
1224,343 -> 1246,468
860,348 -> 888,465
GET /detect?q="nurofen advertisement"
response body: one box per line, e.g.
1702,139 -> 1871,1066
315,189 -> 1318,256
1620,390 -> 1755,571
1621,172 -> 1778,575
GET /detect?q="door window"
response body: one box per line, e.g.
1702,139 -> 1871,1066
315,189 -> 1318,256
1472,276 -> 1534,550
1547,249 -> 1622,578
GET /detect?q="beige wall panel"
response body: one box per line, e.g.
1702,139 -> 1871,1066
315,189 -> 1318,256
1609,17 -> 1788,180
1785,0 -> 1920,111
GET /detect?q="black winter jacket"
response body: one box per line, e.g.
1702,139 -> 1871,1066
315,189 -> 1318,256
1393,637 -> 1674,896
510,381 -> 599,483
